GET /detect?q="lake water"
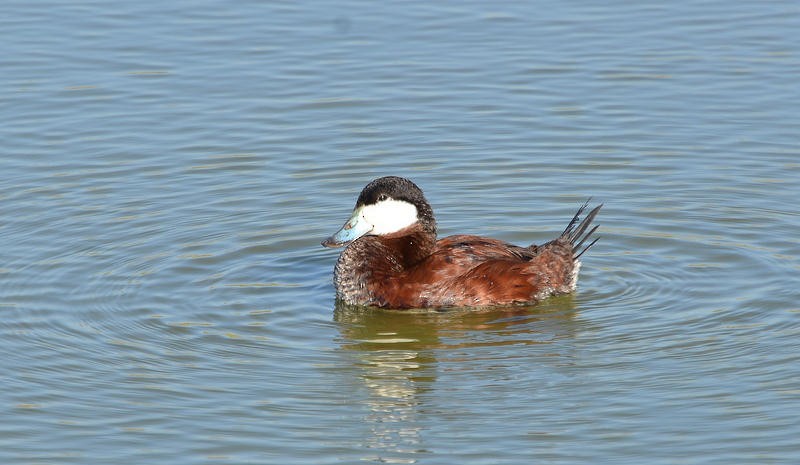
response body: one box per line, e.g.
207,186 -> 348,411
2,1 -> 799,463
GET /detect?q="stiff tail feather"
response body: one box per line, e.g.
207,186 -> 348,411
560,200 -> 602,260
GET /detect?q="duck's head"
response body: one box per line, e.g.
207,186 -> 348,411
322,176 -> 436,248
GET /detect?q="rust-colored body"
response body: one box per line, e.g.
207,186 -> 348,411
333,227 -> 587,309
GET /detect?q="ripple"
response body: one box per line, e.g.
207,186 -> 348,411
3,0 -> 800,463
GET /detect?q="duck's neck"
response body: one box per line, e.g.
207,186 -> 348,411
380,228 -> 436,269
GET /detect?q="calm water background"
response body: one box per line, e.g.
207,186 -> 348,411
2,1 -> 799,463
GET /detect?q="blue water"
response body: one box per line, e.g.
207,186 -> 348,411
2,1 -> 799,464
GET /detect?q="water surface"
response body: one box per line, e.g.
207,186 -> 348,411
2,0 -> 799,464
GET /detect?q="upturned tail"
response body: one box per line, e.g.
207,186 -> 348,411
560,200 -> 602,260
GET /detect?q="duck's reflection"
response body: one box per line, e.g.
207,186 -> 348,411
333,296 -> 579,463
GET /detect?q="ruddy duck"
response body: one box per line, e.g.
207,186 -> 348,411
322,176 -> 601,309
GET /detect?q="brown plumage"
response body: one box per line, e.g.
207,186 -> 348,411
322,176 -> 601,309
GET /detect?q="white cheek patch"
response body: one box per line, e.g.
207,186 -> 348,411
361,199 -> 419,235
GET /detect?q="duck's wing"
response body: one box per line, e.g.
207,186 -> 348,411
435,235 -> 537,262
411,244 -> 577,307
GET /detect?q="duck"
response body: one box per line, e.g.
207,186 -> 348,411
321,176 -> 601,309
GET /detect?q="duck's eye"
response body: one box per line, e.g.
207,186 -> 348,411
377,194 -> 388,202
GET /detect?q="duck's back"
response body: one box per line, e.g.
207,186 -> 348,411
399,235 -> 577,308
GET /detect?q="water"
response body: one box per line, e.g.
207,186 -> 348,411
2,0 -> 799,463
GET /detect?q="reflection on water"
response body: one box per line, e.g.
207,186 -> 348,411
334,298 -> 579,463
335,297 -> 580,350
